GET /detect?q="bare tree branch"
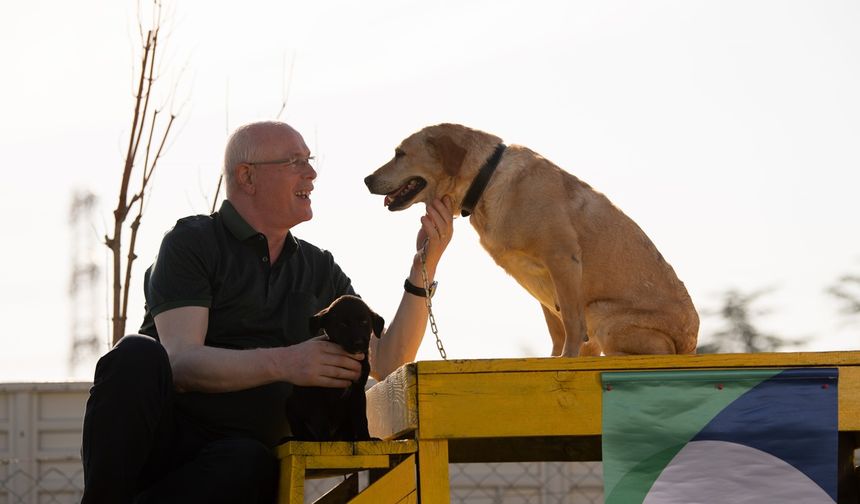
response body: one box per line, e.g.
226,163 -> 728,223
106,0 -> 181,344
275,52 -> 295,120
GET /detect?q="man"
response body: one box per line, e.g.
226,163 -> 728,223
81,121 -> 453,503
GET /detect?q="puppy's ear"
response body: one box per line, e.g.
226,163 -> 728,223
427,135 -> 466,177
371,311 -> 385,339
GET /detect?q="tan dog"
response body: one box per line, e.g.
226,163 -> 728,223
364,123 -> 699,357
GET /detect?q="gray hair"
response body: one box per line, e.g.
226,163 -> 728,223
223,121 -> 295,191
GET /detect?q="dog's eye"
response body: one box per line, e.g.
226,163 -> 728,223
394,149 -> 405,159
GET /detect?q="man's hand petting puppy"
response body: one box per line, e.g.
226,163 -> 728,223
278,336 -> 364,388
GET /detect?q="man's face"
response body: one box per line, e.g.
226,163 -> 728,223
252,128 -> 317,230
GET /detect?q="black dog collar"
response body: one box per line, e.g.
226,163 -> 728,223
459,143 -> 507,217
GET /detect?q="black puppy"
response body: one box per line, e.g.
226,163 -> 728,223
286,295 -> 384,441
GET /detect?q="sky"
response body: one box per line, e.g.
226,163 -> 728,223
1,0 -> 859,382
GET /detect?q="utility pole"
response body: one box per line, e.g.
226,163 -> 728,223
69,190 -> 103,375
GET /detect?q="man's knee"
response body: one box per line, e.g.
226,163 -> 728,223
93,334 -> 172,388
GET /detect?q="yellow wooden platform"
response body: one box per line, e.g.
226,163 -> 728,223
277,440 -> 418,503
365,351 -> 860,503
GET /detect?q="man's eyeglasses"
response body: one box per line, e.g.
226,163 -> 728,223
248,156 -> 315,171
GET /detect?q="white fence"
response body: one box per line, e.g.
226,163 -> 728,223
0,382 -> 89,504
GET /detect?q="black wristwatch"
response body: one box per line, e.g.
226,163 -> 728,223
404,278 -> 437,298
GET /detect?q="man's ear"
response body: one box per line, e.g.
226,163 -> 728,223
427,135 -> 466,177
235,163 -> 256,195
371,311 -> 385,338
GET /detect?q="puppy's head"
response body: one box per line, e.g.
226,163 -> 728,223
309,295 -> 384,353
363,123 -> 502,213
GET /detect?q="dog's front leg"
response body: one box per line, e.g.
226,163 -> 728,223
546,255 -> 588,357
540,304 -> 567,356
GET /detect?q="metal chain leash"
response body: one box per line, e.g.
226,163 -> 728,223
420,238 -> 447,360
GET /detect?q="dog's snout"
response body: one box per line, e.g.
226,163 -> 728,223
363,174 -> 374,191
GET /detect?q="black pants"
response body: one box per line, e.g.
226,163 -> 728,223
81,335 -> 278,504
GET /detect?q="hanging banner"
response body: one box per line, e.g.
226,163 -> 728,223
601,368 -> 838,503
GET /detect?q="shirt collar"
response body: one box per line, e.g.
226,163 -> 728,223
220,200 -> 257,240
219,200 -> 299,256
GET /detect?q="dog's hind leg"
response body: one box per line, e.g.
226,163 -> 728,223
602,326 -> 678,356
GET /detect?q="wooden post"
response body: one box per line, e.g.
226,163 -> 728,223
417,440 -> 450,504
278,454 -> 305,504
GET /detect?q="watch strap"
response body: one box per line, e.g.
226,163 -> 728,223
404,278 -> 436,298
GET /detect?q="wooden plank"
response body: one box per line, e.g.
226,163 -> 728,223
415,365 -> 860,438
368,364 -> 418,439
278,441 -> 355,457
277,440 -> 417,458
306,455 -> 390,470
278,455 -> 305,504
415,351 -> 860,375
369,352 -> 860,441
350,454 -> 416,504
418,370 -> 602,438
417,440 -> 450,504
840,367 -> 860,431
354,440 -> 417,455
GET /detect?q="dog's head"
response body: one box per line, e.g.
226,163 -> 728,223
309,295 -> 384,353
364,123 -> 502,213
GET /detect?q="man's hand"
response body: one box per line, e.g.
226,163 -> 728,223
282,336 -> 364,388
413,196 -> 454,279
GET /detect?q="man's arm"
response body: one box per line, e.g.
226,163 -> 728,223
155,306 -> 364,393
370,197 -> 454,379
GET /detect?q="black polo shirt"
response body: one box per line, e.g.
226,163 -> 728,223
139,200 -> 356,446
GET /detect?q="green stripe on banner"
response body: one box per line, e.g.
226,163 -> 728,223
601,369 -> 782,504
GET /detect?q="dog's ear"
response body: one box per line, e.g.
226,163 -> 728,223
427,135 -> 466,177
370,310 -> 385,339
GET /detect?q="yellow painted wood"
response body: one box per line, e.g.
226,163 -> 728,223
276,440 -> 419,502
418,370 -> 601,438
277,440 -> 417,458
305,454 -> 390,470
278,441 -> 355,457
395,490 -> 418,504
353,440 -> 417,455
840,366 -> 860,430
278,455 -> 305,504
368,351 -> 860,440
417,440 -> 450,504
366,353 -> 860,501
415,351 -> 860,374
349,454 -> 417,504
